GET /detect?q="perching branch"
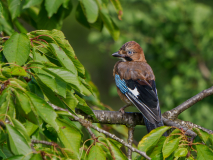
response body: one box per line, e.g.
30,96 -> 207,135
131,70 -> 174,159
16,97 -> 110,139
127,127 -> 134,160
49,104 -> 151,160
163,86 -> 213,120
76,109 -> 213,135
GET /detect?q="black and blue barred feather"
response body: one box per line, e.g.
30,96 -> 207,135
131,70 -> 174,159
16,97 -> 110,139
115,74 -> 166,134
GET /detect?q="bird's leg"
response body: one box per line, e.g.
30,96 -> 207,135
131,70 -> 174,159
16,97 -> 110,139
119,104 -> 131,114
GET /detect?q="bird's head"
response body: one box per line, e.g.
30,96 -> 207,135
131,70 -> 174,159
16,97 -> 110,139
112,41 -> 146,62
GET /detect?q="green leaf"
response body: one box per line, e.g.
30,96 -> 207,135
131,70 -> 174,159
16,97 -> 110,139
36,73 -> 67,98
6,124 -> 32,155
11,118 -> 31,144
209,134 -> 213,145
110,0 -> 123,20
0,2 -> 14,35
75,95 -> 98,121
97,3 -> 120,40
0,88 -> 15,121
7,0 -> 24,20
149,136 -> 166,158
10,66 -> 27,76
3,32 -> 30,66
0,149 -> 7,159
106,138 -> 127,160
25,120 -> 38,136
23,0 -> 43,9
196,144 -> 213,160
45,0 -> 64,18
138,126 -> 170,152
56,118 -> 82,159
62,90 -> 78,111
193,128 -> 210,144
43,67 -> 82,92
0,2 -> 2,17
88,144 -> 106,160
30,153 -> 43,160
13,89 -> 31,114
29,30 -> 86,78
151,153 -> 163,160
174,148 -> 188,158
75,2 -> 90,29
37,3 -> 61,30
49,43 -> 77,75
36,73 -> 58,94
26,92 -> 58,130
81,0 -> 98,23
10,78 -> 30,91
162,137 -> 180,159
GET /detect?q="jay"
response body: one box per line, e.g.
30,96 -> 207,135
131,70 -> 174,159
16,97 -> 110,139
112,41 -> 165,134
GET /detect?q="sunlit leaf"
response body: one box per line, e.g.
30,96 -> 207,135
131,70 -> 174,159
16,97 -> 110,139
45,0 -> 63,18
81,0 -> 98,23
26,92 -> 58,130
56,118 -> 82,159
49,43 -> 77,75
162,137 -> 180,159
43,67 -> 82,92
75,95 -> 97,121
88,144 -> 106,160
11,118 -> 31,144
3,32 -> 30,66
106,138 -> 127,160
23,0 -> 42,9
6,124 -> 32,155
193,128 -> 210,144
174,148 -> 188,158
7,0 -> 23,20
138,126 -> 170,152
196,144 -> 213,160
10,66 -> 27,76
13,89 -> 31,114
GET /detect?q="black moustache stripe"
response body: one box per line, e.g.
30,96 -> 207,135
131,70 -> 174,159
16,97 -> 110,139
124,57 -> 133,61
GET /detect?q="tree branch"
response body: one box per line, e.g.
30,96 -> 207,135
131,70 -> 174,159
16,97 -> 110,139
76,109 -> 213,135
127,127 -> 134,160
163,86 -> 213,120
49,104 -> 151,160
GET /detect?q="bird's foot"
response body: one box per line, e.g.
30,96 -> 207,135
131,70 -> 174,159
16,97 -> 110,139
119,104 -> 130,114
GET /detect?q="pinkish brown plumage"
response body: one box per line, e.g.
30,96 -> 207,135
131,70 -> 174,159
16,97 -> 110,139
112,41 -> 167,135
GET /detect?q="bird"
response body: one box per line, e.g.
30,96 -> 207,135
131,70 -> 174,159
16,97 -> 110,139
112,41 -> 166,134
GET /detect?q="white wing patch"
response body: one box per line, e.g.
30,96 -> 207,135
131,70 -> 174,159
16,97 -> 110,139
128,87 -> 139,96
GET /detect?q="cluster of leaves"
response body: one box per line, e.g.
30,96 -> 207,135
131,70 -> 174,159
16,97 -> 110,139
0,29 -> 112,159
87,0 -> 213,130
0,0 -> 122,40
136,126 -> 213,160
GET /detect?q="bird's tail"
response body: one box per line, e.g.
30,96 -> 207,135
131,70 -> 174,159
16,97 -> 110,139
144,117 -> 168,136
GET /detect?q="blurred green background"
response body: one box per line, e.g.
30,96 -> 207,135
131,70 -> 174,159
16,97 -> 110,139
62,0 -> 213,137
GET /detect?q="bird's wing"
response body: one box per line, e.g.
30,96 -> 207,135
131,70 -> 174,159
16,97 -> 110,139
115,74 -> 161,124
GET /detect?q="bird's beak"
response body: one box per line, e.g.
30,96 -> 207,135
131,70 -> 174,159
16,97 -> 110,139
112,52 -> 123,57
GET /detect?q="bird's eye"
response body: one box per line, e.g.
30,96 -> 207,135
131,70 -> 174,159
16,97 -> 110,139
128,51 -> 133,55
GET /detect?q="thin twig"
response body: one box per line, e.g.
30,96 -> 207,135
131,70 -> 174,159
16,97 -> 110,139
49,104 -> 151,160
163,86 -> 213,120
31,140 -> 58,146
127,127 -> 134,160
86,126 -> 96,139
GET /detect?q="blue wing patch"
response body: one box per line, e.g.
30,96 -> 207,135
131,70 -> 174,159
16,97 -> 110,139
115,74 -> 129,94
